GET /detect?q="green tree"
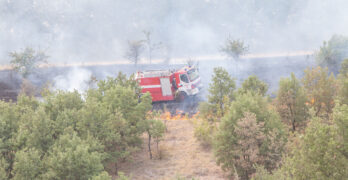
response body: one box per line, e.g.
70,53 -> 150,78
79,75 -> 152,173
302,67 -> 337,117
221,37 -> 249,60
101,86 -> 151,145
215,92 -> 286,178
276,73 -> 309,132
16,107 -> 55,154
9,47 -> 48,78
12,148 -> 43,180
0,71 -> 155,179
338,59 -> 348,105
282,118 -> 348,180
338,76 -> 348,105
77,96 -> 130,173
16,94 -> 39,111
44,130 -> 104,180
315,35 -> 348,73
238,75 -> 268,96
144,118 -> 166,159
333,103 -> 348,157
43,90 -> 84,121
97,72 -> 142,98
150,120 -> 165,153
207,67 -> 236,117
0,158 -> 8,179
340,58 -> 348,76
0,101 -> 20,178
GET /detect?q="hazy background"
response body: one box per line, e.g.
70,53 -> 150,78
1,0 -> 348,65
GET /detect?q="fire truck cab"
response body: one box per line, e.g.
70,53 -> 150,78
135,66 -> 202,102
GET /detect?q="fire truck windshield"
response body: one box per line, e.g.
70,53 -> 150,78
187,69 -> 199,81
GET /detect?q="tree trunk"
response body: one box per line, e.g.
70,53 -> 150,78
115,163 -> 118,175
289,104 -> 296,132
233,164 -> 239,180
315,105 -> 322,117
148,132 -> 152,159
219,100 -> 224,117
156,139 -> 159,154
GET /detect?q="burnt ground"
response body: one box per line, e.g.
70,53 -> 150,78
0,70 -> 21,101
0,55 -> 315,102
0,82 -> 18,102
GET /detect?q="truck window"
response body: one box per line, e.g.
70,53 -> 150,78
180,74 -> 189,83
187,69 -> 199,81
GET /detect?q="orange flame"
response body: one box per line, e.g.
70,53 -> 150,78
158,110 -> 200,120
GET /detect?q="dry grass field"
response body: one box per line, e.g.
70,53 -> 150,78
118,119 -> 227,180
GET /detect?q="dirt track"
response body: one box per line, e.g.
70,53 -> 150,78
118,119 -> 226,180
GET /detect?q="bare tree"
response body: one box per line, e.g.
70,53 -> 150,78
143,30 -> 162,64
125,40 -> 144,66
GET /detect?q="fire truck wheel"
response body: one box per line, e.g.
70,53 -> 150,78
176,91 -> 187,102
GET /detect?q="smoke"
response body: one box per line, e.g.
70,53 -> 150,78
53,67 -> 92,92
1,0 -> 348,65
1,0 -> 347,95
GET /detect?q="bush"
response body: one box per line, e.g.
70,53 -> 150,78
194,119 -> 216,146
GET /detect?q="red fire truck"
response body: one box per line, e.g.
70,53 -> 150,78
135,66 -> 202,102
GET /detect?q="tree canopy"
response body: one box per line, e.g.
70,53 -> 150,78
0,73 -> 152,179
207,67 -> 236,118
9,47 -> 48,78
276,73 -> 308,132
315,35 -> 348,73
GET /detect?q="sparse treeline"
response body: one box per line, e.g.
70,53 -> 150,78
0,72 -> 168,179
195,57 -> 348,179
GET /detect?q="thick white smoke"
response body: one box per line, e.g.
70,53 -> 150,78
1,0 -> 348,65
53,67 -> 92,92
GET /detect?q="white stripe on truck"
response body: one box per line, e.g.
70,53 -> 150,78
140,85 -> 162,88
